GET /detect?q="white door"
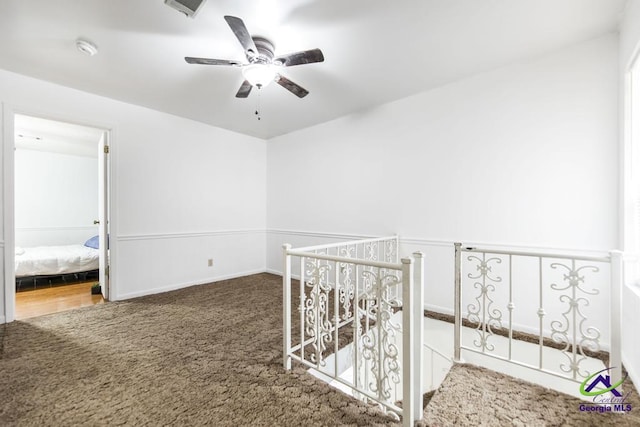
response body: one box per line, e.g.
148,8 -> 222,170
98,132 -> 110,299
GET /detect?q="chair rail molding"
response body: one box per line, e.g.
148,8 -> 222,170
118,229 -> 265,242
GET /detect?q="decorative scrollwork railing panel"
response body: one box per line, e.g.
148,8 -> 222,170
459,252 -> 509,358
357,267 -> 403,403
283,236 -> 424,427
545,258 -> 607,380
455,243 -> 619,389
303,257 -> 334,366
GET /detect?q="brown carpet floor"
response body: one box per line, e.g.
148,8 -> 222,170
421,363 -> 640,427
0,272 -> 638,426
0,273 -> 397,426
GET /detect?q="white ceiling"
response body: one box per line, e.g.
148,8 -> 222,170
0,0 -> 627,139
15,114 -> 104,158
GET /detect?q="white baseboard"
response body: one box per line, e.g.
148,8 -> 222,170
115,268 -> 267,301
266,268 -> 303,281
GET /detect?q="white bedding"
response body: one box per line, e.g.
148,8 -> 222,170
15,245 -> 99,278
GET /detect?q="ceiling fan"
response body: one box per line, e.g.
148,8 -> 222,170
185,16 -> 324,99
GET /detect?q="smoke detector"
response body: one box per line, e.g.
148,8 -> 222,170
76,39 -> 98,56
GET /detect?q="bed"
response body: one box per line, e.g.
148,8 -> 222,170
15,243 -> 100,292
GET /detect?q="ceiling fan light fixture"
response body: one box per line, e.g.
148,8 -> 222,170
242,63 -> 276,88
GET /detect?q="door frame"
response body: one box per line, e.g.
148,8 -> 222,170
3,105 -> 117,322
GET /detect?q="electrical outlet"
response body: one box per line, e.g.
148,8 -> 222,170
208,259 -> 213,267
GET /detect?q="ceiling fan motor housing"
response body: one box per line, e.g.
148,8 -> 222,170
251,37 -> 275,63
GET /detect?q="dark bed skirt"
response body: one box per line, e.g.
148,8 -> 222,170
16,270 -> 99,292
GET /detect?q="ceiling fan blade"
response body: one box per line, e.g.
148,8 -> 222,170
274,49 -> 324,67
185,57 -> 241,66
224,15 -> 258,59
276,75 -> 309,98
235,80 -> 253,98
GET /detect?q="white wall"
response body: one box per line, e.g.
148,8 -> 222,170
0,68 -> 267,320
15,149 -> 98,247
267,35 -> 618,342
620,0 -> 640,392
268,34 -> 617,249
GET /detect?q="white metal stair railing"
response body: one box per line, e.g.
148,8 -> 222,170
453,243 -> 623,391
282,236 -> 425,427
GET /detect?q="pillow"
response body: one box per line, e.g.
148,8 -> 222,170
84,235 -> 99,249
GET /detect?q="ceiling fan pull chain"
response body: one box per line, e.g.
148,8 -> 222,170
255,87 -> 262,121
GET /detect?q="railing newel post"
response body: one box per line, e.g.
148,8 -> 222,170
283,243 -> 292,370
401,257 -> 415,427
454,243 -> 462,363
412,251 -> 424,422
610,250 -> 623,387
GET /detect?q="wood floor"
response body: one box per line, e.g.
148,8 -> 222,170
15,282 -> 104,320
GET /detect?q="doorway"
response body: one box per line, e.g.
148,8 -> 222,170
9,113 -> 111,320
